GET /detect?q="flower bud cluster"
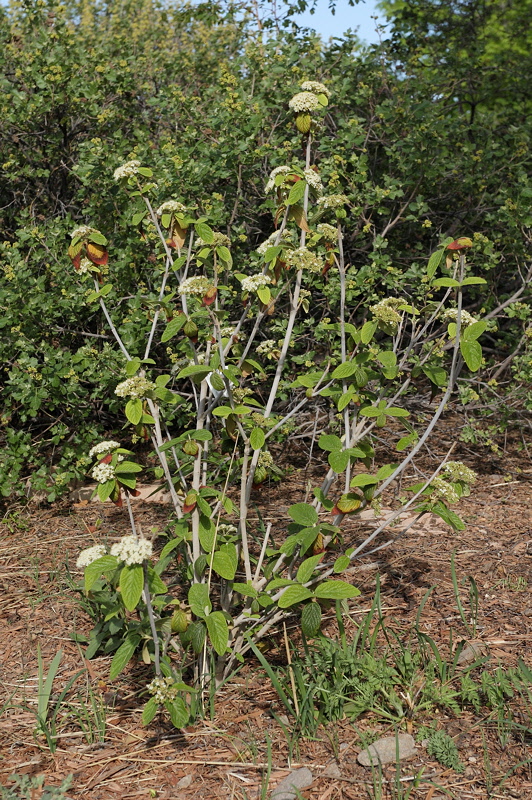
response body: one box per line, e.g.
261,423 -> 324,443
258,451 -> 274,468
178,276 -> 212,296
241,273 -> 272,292
113,160 -> 141,180
256,229 -> 293,254
196,232 -> 230,249
217,523 -> 238,536
256,339 -> 279,358
156,200 -> 187,216
441,308 -> 477,327
304,168 -> 323,195
430,476 -> 459,504
76,544 -> 107,568
70,225 -> 99,240
285,247 -> 324,273
300,81 -> 331,97
316,223 -> 338,242
370,297 -> 406,330
92,462 -> 116,483
78,258 -> 94,274
288,92 -> 321,113
110,534 -> 153,565
147,676 -> 180,704
89,440 -> 121,458
265,166 -> 292,194
443,461 -> 477,484
115,376 -> 156,398
317,194 -> 348,210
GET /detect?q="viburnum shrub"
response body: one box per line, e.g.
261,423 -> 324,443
72,81 -> 484,728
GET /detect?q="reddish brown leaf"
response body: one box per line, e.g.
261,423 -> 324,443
86,242 -> 109,265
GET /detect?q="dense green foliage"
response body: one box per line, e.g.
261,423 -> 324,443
0,0 -> 530,499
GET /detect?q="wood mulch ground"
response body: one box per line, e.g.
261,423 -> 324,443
1,418 -> 532,799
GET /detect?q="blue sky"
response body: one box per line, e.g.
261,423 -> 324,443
291,0 -> 387,43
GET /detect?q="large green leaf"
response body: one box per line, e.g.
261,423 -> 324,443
460,340 -> 482,371
301,602 -> 322,638
109,634 -> 140,680
278,584 -> 314,608
206,611 -> 229,655
188,584 -> 212,618
318,434 -> 343,452
296,554 -> 323,584
161,314 -> 186,342
165,697 -> 189,728
288,503 -> 318,527
120,564 -> 144,611
328,450 -> 350,473
84,555 -> 119,592
142,697 -> 159,725
314,580 -> 360,600
125,398 -> 143,425
211,544 -> 238,580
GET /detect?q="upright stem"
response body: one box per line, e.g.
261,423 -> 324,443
143,563 -> 161,677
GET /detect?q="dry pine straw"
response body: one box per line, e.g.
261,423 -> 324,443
1,454 -> 532,800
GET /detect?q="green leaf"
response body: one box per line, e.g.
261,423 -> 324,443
377,351 -> 397,369
288,503 -> 318,527
431,501 -> 466,531
142,697 -> 159,725
120,564 -> 144,611
463,320 -> 487,342
198,515 -> 215,552
89,231 -> 108,245
190,429 -> 213,441
161,315 -> 186,342
333,555 -> 350,573
146,566 -> 167,595
211,545 -> 238,580
338,388 -> 357,411
216,245 -> 232,266
386,406 -> 410,417
287,179 -> 306,206
318,434 -> 343,452
460,340 -> 482,371
125,357 -> 141,376
195,222 -> 214,243
164,697 -> 189,728
125,398 -> 143,425
206,611 -> 229,655
432,277 -> 460,288
187,621 -> 207,653
460,276 -> 487,286
257,286 -> 271,305
264,245 -> 282,263
328,449 -> 350,473
427,248 -> 445,279
233,582 -> 258,598
177,364 -> 211,380
109,634 -> 140,680
249,427 -> 265,450
301,602 -> 322,638
314,580 -> 361,600
132,211 -> 146,226
278,584 -> 314,608
296,554 -> 323,584
84,555 -> 119,592
350,474 -> 378,488
361,320 -> 377,344
332,362 -> 357,380
422,365 -> 447,386
188,584 -> 212,619
375,463 -> 398,480
97,480 -> 116,502
115,460 -> 143,473
396,433 -> 418,451
137,167 -> 153,177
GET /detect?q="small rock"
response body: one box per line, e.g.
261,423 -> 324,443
456,641 -> 488,665
357,734 -> 417,767
176,774 -> 193,789
271,767 -> 313,800
322,763 -> 342,779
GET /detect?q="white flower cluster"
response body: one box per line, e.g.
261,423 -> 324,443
89,440 -> 121,458
71,225 -> 94,240
288,92 -> 321,113
285,247 -> 324,273
430,476 -> 459,504
265,166 -> 292,194
110,535 -> 153,565
115,376 -> 156,398
304,168 -> 323,195
147,676 -> 180,704
370,297 -> 406,330
178,275 -> 212,296
317,194 -> 348,209
220,325 -> 236,338
92,462 -> 116,484
76,544 -> 107,569
156,200 -> 186,216
300,80 -> 331,97
256,229 -> 293,254
217,523 -> 238,536
196,232 -> 230,249
258,451 -> 274,468
77,257 -> 93,274
256,339 -> 279,356
317,223 -> 338,241
441,308 -> 477,327
443,461 -> 477,484
241,273 -> 272,293
113,160 -> 141,180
